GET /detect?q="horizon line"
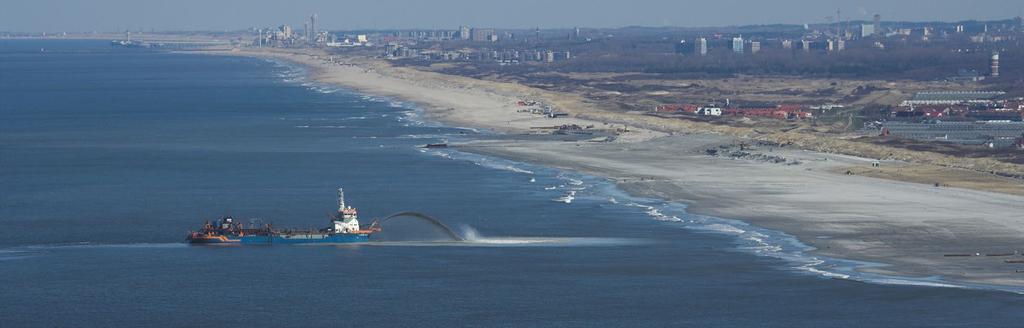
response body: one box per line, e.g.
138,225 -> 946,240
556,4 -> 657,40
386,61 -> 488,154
2,16 -> 1020,35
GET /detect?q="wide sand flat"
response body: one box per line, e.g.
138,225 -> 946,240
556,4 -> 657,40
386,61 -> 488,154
465,136 -> 1024,287
217,48 -> 1024,288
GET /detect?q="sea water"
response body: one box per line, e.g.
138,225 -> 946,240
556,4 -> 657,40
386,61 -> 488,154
1,40 -> 1022,327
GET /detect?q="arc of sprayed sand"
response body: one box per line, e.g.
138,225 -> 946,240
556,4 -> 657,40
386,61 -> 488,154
373,212 -> 465,241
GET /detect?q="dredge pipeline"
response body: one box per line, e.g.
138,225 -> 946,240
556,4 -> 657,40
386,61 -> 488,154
372,211 -> 465,241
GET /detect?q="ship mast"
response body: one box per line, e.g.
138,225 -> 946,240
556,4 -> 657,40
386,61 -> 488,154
337,187 -> 346,214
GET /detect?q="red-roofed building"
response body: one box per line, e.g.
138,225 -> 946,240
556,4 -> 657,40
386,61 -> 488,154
723,105 -> 812,119
655,104 -> 699,114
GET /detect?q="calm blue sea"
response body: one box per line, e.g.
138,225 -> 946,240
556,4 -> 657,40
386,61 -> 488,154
1,40 -> 1021,327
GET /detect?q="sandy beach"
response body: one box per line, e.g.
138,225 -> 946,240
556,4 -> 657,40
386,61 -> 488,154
211,48 -> 1024,289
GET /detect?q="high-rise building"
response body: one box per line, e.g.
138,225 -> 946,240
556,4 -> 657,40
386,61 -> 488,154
459,26 -> 470,40
873,14 -> 881,36
471,28 -> 496,42
732,36 -> 744,54
750,41 -> 761,54
781,39 -> 793,50
573,27 -> 580,39
861,24 -> 875,38
310,14 -> 318,42
696,37 -> 707,56
281,25 -> 293,39
991,51 -> 1000,77
827,39 -> 844,52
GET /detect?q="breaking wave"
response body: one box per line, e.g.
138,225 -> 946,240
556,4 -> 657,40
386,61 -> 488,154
265,56 -> 1023,295
415,141 -> 1024,294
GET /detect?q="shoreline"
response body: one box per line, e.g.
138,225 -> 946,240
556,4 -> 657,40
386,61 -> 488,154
428,143 -> 1023,293
203,48 -> 1024,291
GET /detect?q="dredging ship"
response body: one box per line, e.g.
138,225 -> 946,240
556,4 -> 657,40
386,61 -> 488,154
187,188 -> 380,245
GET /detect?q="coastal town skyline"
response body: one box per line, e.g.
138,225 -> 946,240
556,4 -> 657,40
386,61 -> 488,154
4,1 -> 1024,326
3,0 -> 1023,32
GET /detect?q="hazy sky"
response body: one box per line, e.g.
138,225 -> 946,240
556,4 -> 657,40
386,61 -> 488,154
3,0 -> 1023,32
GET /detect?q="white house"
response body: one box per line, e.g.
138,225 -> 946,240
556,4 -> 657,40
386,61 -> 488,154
698,107 -> 722,116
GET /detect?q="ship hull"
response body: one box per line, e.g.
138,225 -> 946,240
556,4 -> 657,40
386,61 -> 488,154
239,233 -> 370,245
188,233 -> 370,245
187,235 -> 241,244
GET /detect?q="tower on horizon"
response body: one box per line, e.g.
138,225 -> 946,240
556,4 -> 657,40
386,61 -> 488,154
309,13 -> 318,43
732,36 -> 744,55
873,14 -> 881,36
991,51 -> 1000,77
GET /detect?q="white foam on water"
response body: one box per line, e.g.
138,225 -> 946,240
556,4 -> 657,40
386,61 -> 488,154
295,125 -> 348,129
553,190 -> 576,204
427,150 -> 451,159
415,145 -> 1024,294
367,238 -> 638,247
457,127 -> 481,133
261,67 -> 1024,294
442,152 -> 537,175
505,166 -> 534,175
312,86 -> 341,94
698,223 -> 747,235
623,203 -> 682,223
266,59 -> 358,97
369,226 -> 643,248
